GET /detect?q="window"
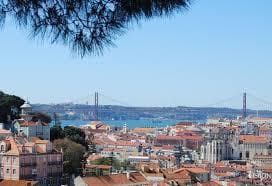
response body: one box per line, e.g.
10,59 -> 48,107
6,169 -> 9,174
246,151 -> 250,158
13,169 -> 16,174
0,145 -> 4,151
13,157 -> 16,163
6,157 -> 9,162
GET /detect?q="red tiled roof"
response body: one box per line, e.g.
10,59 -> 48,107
82,172 -> 147,186
175,167 -> 209,174
132,128 -> 156,133
114,140 -> 137,147
199,181 -> 221,186
0,129 -> 11,134
239,135 -> 268,144
165,169 -> 191,180
35,145 -> 45,153
19,120 -> 48,127
176,122 -> 194,126
87,154 -> 102,162
157,135 -> 202,141
0,180 -> 38,186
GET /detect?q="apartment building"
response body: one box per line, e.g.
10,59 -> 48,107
0,136 -> 62,186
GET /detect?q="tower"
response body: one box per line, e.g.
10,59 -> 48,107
123,123 -> 128,133
20,101 -> 33,121
242,92 -> 247,119
94,92 -> 99,121
20,101 -> 32,115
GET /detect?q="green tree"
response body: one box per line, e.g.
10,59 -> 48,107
93,157 -> 113,166
0,91 -> 24,123
120,159 -> 134,171
63,126 -> 88,149
53,138 -> 86,175
93,157 -> 134,171
31,112 -> 52,123
0,0 -> 190,56
50,125 -> 64,141
51,125 -> 88,149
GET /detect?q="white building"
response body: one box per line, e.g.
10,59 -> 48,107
201,140 -> 231,164
237,135 -> 269,160
12,101 -> 50,140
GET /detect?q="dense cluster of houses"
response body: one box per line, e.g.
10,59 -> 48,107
1,101 -> 272,185
78,117 -> 272,185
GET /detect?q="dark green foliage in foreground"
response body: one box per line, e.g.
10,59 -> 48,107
53,138 -> 86,175
0,0 -> 190,56
50,125 -> 88,149
63,126 -> 87,147
31,112 -> 52,123
0,91 -> 24,123
50,125 -> 64,141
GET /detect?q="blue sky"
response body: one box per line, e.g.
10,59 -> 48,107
1,0 -> 272,108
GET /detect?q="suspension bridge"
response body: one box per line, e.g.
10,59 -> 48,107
57,92 -> 272,120
63,92 -> 272,110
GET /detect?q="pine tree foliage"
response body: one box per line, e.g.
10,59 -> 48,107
0,0 -> 190,56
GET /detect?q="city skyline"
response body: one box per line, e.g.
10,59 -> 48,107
1,0 -> 272,107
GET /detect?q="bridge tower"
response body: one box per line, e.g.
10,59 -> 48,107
242,92 -> 247,119
94,92 -> 99,121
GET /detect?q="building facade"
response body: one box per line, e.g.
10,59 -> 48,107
0,136 -> 63,186
12,101 -> 50,140
238,135 -> 269,160
201,140 -> 231,164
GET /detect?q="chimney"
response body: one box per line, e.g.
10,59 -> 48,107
126,171 -> 130,180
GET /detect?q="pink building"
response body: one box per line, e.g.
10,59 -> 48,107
0,136 -> 62,186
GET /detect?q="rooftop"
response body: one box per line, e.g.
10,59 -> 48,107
239,135 -> 268,144
0,179 -> 38,186
82,172 -> 147,186
20,101 -> 32,109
